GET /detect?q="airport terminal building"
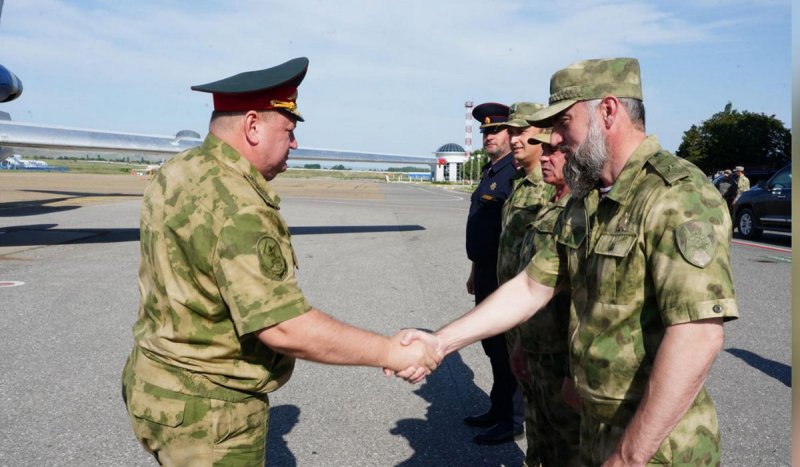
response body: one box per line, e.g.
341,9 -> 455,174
434,143 -> 466,183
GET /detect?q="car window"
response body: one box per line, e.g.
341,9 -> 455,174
770,167 -> 791,190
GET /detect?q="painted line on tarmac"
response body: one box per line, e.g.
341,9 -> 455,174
760,255 -> 792,263
0,281 -> 25,287
731,239 -> 791,254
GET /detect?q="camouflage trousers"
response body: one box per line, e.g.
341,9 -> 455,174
506,329 -> 539,466
524,352 -> 581,467
580,388 -> 720,466
122,358 -> 269,467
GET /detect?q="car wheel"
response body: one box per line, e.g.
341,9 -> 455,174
737,208 -> 763,240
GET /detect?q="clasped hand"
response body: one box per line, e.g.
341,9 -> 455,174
382,329 -> 443,384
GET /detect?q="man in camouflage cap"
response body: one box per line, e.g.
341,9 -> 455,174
494,101 -> 553,460
121,57 -> 439,466
734,165 -> 750,200
399,58 -> 738,466
510,129 -> 581,466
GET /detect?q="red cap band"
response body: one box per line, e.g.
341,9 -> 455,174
212,84 -> 298,112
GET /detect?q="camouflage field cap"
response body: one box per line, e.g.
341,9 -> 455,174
529,58 -> 642,126
473,102 -> 510,132
503,102 -> 546,128
526,128 -> 552,145
191,57 -> 309,121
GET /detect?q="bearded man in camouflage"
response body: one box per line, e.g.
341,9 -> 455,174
398,58 -> 738,466
122,57 -> 439,467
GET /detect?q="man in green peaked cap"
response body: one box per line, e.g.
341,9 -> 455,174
122,57 -> 440,466
398,58 -> 738,466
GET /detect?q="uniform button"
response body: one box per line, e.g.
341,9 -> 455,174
712,304 -> 723,313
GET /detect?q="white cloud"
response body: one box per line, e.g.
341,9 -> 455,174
0,0 -> 790,155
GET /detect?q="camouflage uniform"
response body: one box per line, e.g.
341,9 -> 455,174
516,192 -> 581,466
526,137 -> 739,466
496,165 -> 553,464
736,172 -> 750,199
122,134 -> 310,466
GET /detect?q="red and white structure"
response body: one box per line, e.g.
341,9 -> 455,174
464,101 -> 473,181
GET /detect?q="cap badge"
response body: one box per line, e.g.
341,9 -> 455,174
484,117 -> 491,124
270,99 -> 298,112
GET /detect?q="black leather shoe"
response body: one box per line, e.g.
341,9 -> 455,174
473,423 -> 524,445
463,411 -> 497,427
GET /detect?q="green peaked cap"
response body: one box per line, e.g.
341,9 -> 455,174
191,57 -> 309,121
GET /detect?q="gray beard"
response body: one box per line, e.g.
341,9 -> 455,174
564,113 -> 609,198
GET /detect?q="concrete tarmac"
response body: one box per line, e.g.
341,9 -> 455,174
0,175 -> 790,466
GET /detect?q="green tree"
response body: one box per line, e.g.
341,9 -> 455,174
387,166 -> 427,173
676,102 -> 791,175
303,163 -> 321,169
462,148 -> 488,182
330,164 -> 349,170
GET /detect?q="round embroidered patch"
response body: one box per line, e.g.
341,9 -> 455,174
257,236 -> 287,280
675,220 -> 716,268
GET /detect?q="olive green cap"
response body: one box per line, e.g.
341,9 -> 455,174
502,102 -> 546,128
529,57 -> 642,127
526,128 -> 552,145
191,57 -> 309,121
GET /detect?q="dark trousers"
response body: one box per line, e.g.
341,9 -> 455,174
474,262 -> 524,427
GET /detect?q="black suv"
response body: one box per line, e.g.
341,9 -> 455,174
733,163 -> 791,239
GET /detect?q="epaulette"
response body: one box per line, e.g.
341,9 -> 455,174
646,151 -> 690,185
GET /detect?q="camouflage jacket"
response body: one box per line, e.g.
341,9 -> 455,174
131,134 -> 310,401
496,165 -> 554,284
526,136 -> 739,424
516,192 -> 571,354
737,174 -> 750,194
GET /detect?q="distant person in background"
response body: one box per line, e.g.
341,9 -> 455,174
495,101 -> 553,461
717,169 -> 737,214
735,165 -> 750,200
463,102 -> 524,445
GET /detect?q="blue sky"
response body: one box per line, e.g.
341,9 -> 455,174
0,0 -> 791,158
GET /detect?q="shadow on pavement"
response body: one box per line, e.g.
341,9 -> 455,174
725,348 -> 791,387
0,190 -> 142,217
289,225 -> 425,235
266,405 -> 300,466
0,224 -> 140,246
732,230 -> 791,249
390,351 -> 524,467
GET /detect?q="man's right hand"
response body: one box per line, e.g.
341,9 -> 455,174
382,331 -> 442,383
466,266 -> 475,295
384,329 -> 444,384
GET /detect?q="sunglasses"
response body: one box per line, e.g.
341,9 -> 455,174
481,126 -> 506,135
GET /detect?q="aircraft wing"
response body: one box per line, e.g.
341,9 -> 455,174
0,120 -> 437,166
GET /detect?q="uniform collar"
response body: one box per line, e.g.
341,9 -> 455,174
603,135 -> 661,205
488,152 -> 514,174
524,163 -> 544,184
203,133 -> 282,209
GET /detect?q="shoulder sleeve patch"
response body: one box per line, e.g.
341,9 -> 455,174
257,235 -> 288,280
675,220 -> 717,268
648,152 -> 690,185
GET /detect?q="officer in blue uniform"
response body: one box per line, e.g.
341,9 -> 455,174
464,102 -> 524,444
